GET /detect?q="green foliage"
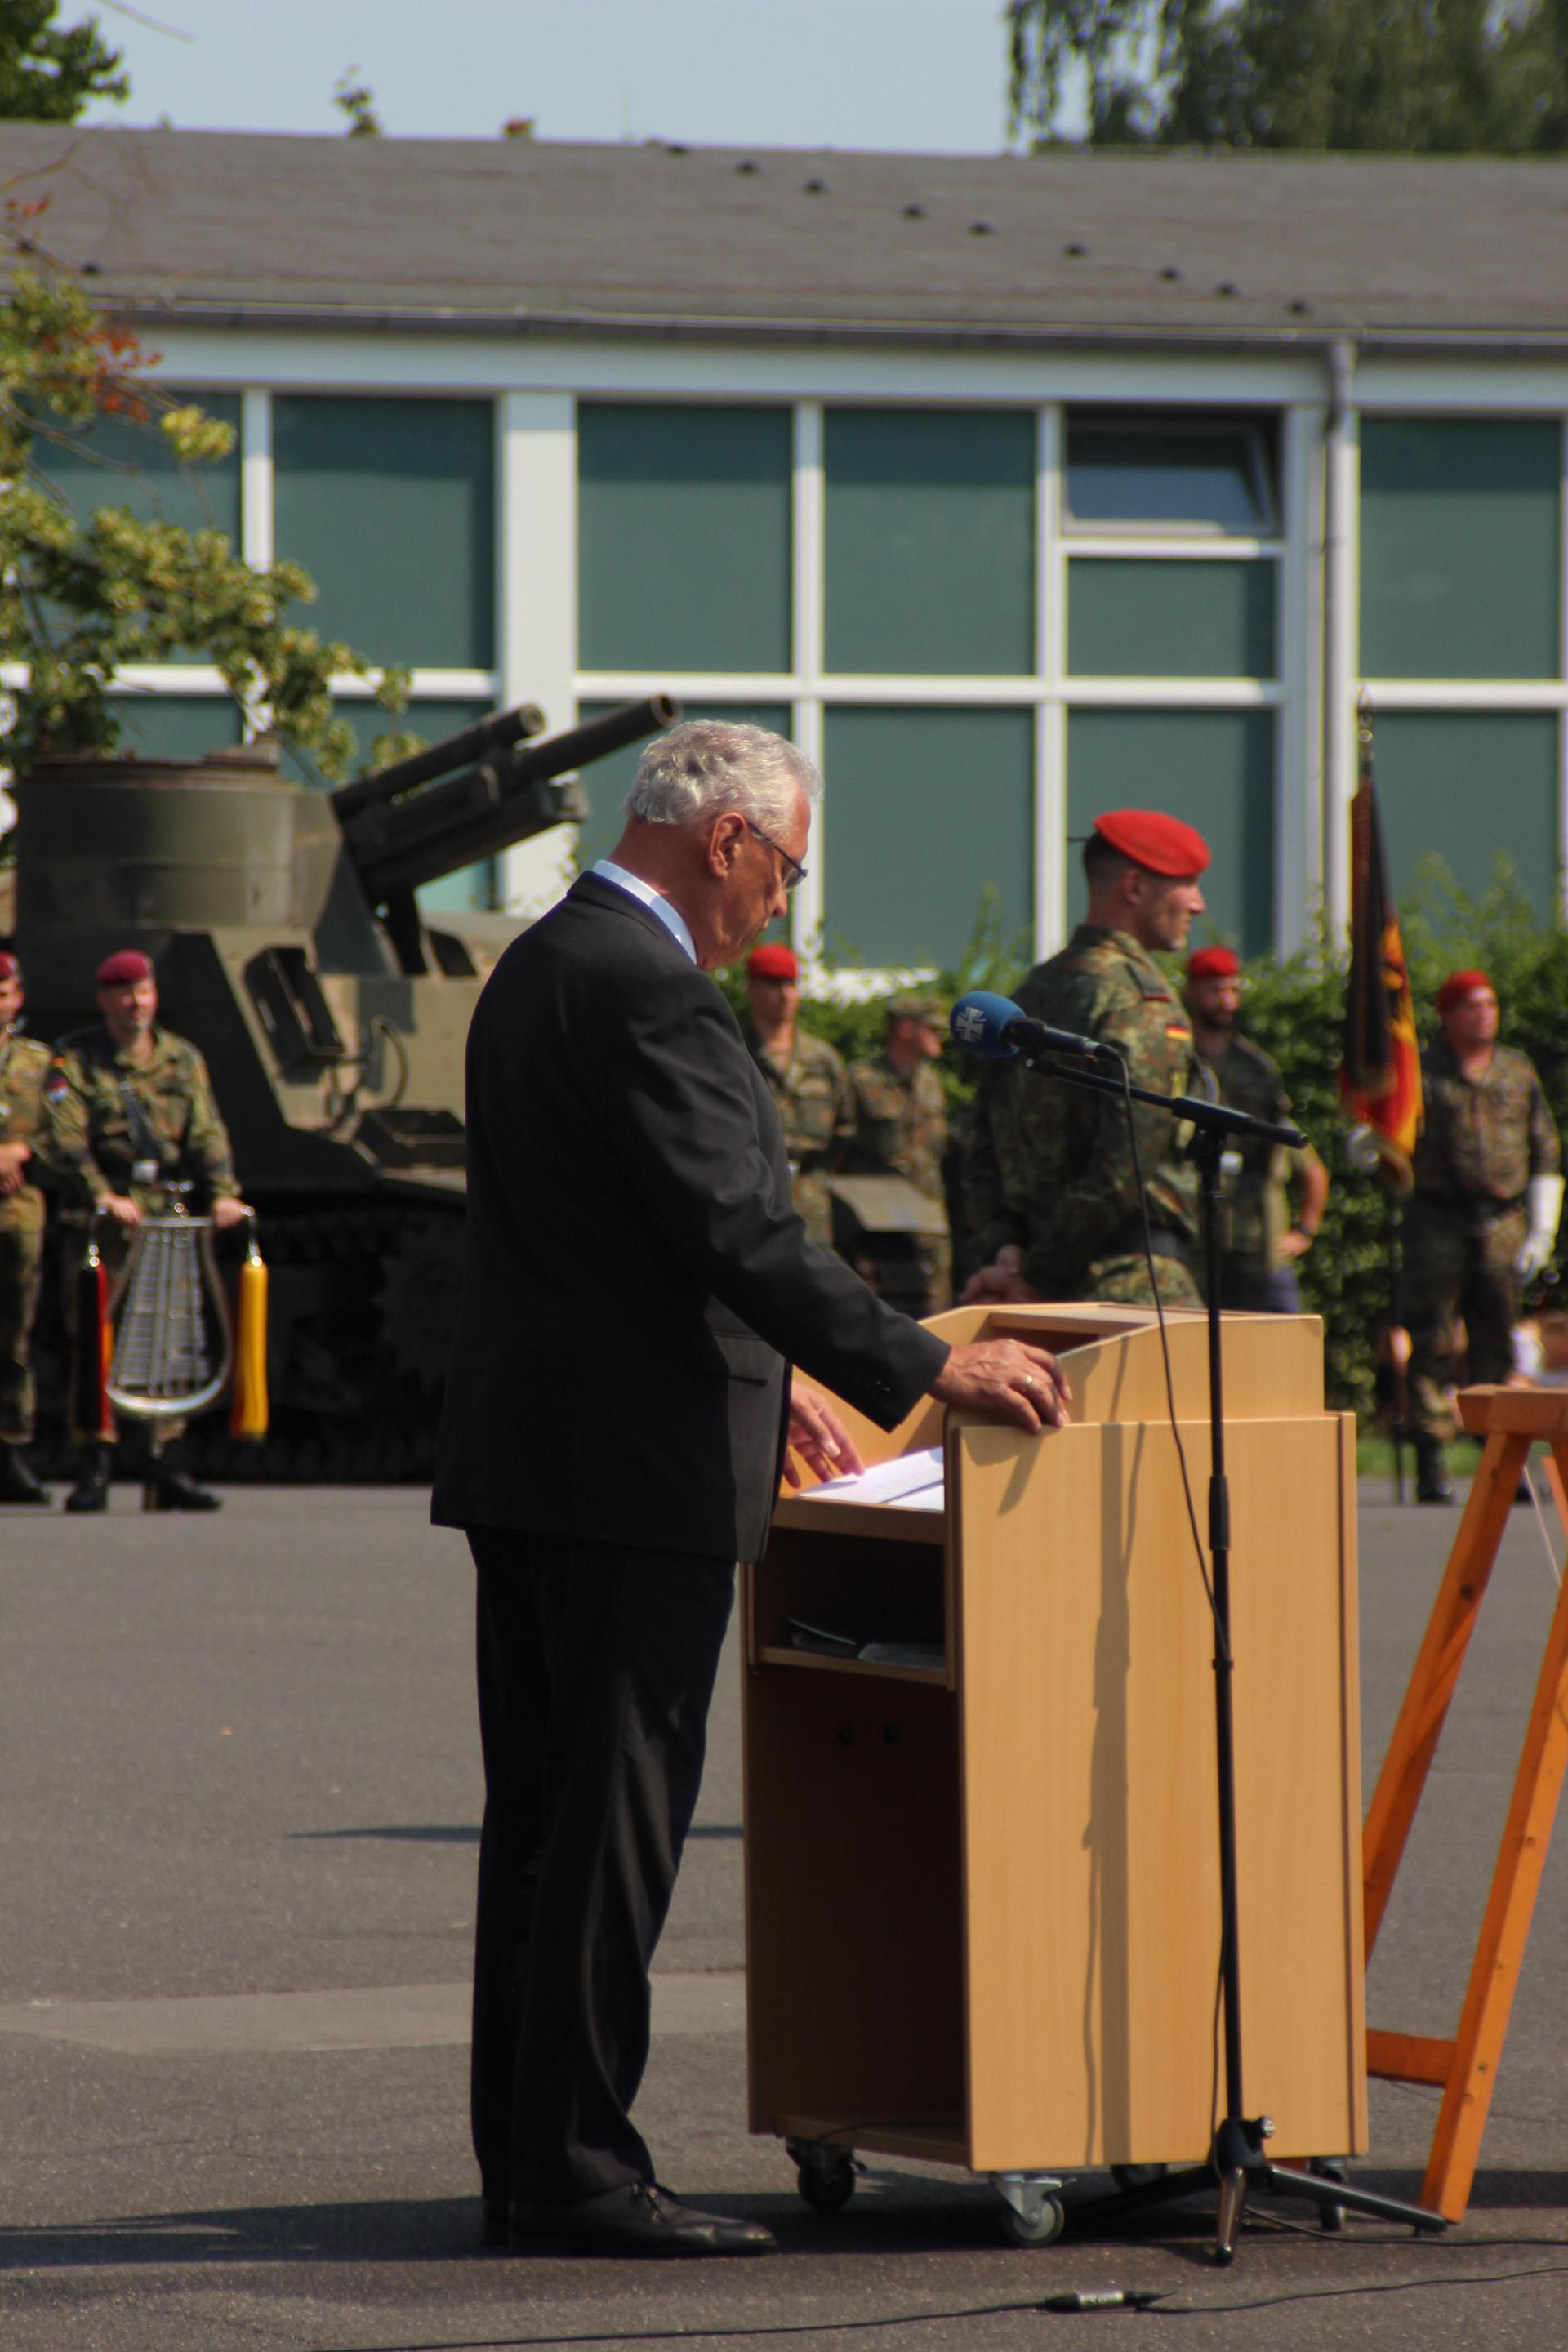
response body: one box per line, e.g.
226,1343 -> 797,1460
333,68 -> 382,138
1007,0 -> 1568,153
0,1 -> 126,122
0,235 -> 407,778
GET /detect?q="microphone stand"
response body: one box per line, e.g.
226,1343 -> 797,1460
1003,1044 -> 1448,2265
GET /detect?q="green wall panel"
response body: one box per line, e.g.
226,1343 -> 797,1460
825,409 -> 1035,676
573,702 -> 792,872
1371,710 -> 1560,924
1361,418 -> 1561,680
578,405 -> 791,674
106,696 -> 243,761
824,706 -> 1034,968
1067,708 -> 1276,959
34,390 -> 241,541
273,397 -> 495,670
1067,558 -> 1276,678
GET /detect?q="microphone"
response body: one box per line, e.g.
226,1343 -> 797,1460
950,990 -> 1123,1066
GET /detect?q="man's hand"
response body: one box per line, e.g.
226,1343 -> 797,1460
212,1196 -> 252,1232
0,1141 -> 29,1197
783,1379 -> 866,1488
1276,1227 -> 1315,1263
930,1339 -> 1071,1432
959,1243 -> 1040,1308
102,1193 -> 140,1227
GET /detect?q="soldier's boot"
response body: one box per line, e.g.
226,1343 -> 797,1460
0,1446 -> 48,1504
65,1445 -> 110,1514
146,1459 -> 221,1513
1414,1438 -> 1454,1506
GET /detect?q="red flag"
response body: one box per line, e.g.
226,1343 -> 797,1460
1339,749 -> 1423,1180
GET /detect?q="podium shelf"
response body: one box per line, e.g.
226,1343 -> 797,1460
754,1645 -> 948,1686
773,2114 -> 969,2169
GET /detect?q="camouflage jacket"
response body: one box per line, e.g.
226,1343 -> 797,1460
844,1053 -> 948,1200
0,1031 -> 55,1231
740,1020 -> 855,1173
1200,1031 -> 1295,1264
1411,1037 -> 1560,1208
47,1023 -> 240,1214
966,924 -> 1200,1292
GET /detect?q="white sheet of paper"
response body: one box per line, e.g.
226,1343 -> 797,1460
799,1445 -> 946,1510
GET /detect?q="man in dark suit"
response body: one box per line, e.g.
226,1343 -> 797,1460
433,719 -> 1069,2259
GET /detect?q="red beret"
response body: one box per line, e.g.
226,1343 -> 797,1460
1186,946 -> 1241,982
1093,808 -> 1210,878
747,943 -> 799,981
1437,969 -> 1494,1015
0,952 -> 18,982
95,950 -> 155,987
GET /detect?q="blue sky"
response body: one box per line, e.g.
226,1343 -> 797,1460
86,0 -> 1026,153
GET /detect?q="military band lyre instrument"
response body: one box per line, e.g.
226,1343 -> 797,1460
103,1198 -> 235,1423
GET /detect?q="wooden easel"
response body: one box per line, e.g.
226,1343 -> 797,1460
1362,1384 -> 1568,2221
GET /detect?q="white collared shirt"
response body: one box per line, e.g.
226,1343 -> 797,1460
590,858 -> 697,964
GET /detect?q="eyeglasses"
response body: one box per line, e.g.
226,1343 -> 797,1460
745,817 -> 808,895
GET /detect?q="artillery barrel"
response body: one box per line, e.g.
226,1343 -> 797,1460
329,700 -> 547,823
345,694 -> 681,906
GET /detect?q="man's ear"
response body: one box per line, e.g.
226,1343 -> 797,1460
706,812 -> 745,879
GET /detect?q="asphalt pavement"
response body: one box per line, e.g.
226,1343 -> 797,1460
1,1474 -> 1566,2350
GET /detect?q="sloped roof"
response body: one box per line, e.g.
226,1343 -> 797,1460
3,122 -> 1568,350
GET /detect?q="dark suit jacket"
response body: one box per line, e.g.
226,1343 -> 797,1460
431,873 -> 950,1561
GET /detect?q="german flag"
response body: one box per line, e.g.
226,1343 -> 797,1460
1339,737 -> 1423,1180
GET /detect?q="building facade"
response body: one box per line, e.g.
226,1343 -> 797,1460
6,128 -> 1568,969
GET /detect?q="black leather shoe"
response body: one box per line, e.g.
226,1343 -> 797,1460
0,1448 -> 48,1503
510,2180 -> 776,2257
149,1465 -> 222,1512
65,1447 -> 109,1513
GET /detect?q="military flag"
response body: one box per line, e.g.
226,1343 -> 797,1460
1339,717 -> 1423,1179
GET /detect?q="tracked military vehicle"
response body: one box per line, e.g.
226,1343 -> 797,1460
14,696 -> 679,1477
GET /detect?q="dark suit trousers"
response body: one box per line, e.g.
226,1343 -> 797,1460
467,1528 -> 735,2205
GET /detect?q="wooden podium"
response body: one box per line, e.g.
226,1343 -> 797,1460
743,1303 -> 1367,2207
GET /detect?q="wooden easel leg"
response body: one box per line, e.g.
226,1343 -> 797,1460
1419,1447 -> 1568,2221
1363,1433 -> 1529,1958
1541,1449 -> 1568,1547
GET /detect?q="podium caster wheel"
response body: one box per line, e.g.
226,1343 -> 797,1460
1311,2156 -> 1347,2232
1111,2163 -> 1169,2194
999,2194 -> 1064,2247
788,2143 -> 855,2214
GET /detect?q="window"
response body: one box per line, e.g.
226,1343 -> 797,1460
824,409 -> 1035,675
823,706 -> 1034,967
578,406 -> 791,674
1370,712 -> 1560,922
106,696 -> 243,760
1067,559 -> 1276,678
1360,418 -> 1561,681
1065,416 -> 1276,537
273,397 -> 496,670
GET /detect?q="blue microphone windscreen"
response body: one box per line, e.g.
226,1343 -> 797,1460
950,991 -> 1023,1059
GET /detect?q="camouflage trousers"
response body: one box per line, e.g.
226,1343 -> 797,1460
792,1168 -> 837,1253
1078,1249 -> 1205,1310
0,1192 -> 46,1446
1403,1200 -> 1525,1444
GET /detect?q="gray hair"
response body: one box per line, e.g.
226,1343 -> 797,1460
625,719 -> 821,834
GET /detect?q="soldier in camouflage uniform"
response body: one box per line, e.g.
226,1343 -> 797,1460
1184,946 -> 1329,1313
47,948 -> 251,1513
0,952 -> 56,1503
844,991 -> 951,1312
739,942 -> 854,1251
1405,969 -> 1562,1503
964,809 -> 1209,1310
